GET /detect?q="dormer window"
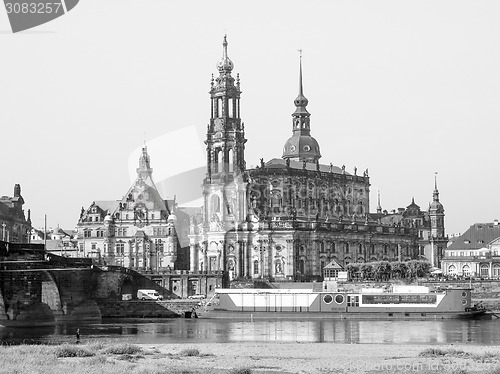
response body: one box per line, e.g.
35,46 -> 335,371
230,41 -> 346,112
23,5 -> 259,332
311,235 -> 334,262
91,207 -> 97,213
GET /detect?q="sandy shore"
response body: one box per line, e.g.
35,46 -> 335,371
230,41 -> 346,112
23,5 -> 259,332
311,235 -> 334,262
134,342 -> 500,373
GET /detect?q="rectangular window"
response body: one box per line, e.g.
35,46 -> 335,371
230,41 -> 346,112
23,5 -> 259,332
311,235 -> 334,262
347,295 -> 359,307
116,243 -> 124,255
84,230 -> 91,238
91,243 -> 96,250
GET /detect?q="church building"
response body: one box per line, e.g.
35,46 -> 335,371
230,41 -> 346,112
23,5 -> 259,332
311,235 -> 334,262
188,37 -> 447,281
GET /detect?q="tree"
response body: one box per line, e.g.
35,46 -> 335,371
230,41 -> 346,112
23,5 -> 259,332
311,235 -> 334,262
373,261 -> 391,281
391,262 -> 408,279
346,263 -> 360,280
360,263 -> 373,280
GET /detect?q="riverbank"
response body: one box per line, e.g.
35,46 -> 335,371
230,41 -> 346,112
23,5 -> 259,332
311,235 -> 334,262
2,342 -> 500,374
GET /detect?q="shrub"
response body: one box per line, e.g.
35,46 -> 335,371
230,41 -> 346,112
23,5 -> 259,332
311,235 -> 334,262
180,348 -> 200,357
104,343 -> 143,355
55,345 -> 95,358
230,368 -> 252,374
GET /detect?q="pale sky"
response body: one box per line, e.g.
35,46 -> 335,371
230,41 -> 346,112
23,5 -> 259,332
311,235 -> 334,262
1,0 -> 499,236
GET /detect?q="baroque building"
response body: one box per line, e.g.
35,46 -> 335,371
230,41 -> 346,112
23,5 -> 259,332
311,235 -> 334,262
0,184 -> 31,243
442,221 -> 500,279
189,37 -> 447,281
76,147 -> 189,271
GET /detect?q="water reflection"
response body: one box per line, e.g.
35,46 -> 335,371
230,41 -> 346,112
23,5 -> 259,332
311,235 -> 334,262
0,319 -> 499,345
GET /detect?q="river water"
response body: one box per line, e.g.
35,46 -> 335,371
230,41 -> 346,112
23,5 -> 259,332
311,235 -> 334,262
1,319 -> 500,345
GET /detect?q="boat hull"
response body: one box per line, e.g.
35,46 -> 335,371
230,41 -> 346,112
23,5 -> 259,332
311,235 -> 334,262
198,309 -> 486,320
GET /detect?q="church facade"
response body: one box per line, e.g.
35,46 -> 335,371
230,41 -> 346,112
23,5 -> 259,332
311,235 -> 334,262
188,37 -> 447,281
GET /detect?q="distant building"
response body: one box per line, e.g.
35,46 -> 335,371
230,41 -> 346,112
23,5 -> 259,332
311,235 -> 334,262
441,220 -> 500,278
0,184 -> 31,243
30,227 -> 78,257
75,147 -> 191,271
373,178 -> 447,268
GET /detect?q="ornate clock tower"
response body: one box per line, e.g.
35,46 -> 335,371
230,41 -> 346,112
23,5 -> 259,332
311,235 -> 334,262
199,36 -> 248,273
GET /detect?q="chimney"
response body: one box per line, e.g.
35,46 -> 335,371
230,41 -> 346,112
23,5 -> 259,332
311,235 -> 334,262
494,219 -> 499,226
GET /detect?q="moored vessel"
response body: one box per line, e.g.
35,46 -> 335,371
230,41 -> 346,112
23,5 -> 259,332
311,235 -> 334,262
199,285 -> 486,320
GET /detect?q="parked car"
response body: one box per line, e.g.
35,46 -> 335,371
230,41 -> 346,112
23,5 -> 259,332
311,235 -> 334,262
137,289 -> 163,300
188,294 -> 205,300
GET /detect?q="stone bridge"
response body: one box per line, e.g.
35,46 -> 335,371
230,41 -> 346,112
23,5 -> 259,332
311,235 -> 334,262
0,241 -> 210,325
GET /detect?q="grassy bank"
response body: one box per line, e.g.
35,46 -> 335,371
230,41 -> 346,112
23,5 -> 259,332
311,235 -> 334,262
2,342 -> 500,374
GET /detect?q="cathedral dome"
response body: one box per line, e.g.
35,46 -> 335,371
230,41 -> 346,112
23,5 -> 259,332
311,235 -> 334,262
282,133 -> 321,162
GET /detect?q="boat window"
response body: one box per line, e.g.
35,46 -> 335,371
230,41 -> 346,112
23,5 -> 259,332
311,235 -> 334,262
461,292 -> 467,297
334,294 -> 344,304
462,300 -> 467,305
347,295 -> 359,307
323,294 -> 333,304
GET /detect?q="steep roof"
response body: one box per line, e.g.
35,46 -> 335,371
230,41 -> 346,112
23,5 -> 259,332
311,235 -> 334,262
448,222 -> 500,251
93,200 -> 120,215
324,259 -> 343,270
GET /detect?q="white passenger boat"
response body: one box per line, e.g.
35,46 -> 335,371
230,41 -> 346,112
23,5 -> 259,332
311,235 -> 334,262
199,285 -> 486,320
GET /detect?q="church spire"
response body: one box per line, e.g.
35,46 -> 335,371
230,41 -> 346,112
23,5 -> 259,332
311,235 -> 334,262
433,172 -> 440,202
282,51 -> 321,163
216,35 -> 234,74
137,146 -> 153,179
377,190 -> 382,214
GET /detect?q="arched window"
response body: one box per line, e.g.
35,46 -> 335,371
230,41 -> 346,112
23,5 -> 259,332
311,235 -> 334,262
448,265 -> 456,275
228,148 -> 234,172
228,98 -> 233,118
218,97 -> 222,118
358,243 -> 363,254
462,265 -> 470,276
253,260 -> 259,275
493,264 -> 500,277
331,242 -> 336,253
480,264 -> 489,277
298,259 -> 305,274
345,243 -> 349,253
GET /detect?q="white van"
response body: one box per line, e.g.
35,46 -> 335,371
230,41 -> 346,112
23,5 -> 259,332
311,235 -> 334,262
137,289 -> 163,300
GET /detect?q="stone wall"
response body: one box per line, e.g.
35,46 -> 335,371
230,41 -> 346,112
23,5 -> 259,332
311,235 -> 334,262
97,300 -> 200,318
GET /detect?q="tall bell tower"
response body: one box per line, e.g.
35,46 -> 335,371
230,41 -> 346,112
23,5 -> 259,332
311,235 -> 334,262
199,36 -> 248,273
206,35 -> 246,179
